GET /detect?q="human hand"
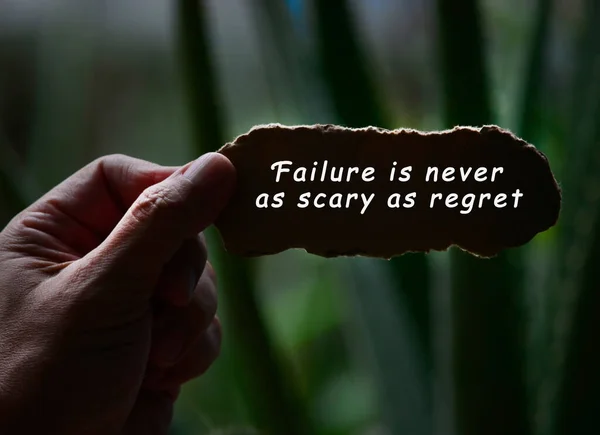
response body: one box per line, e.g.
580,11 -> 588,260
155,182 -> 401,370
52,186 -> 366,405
0,153 -> 236,434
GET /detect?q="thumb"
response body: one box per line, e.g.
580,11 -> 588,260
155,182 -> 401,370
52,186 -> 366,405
90,152 -> 235,287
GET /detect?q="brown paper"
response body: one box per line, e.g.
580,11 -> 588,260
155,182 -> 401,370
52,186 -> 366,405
215,124 -> 561,259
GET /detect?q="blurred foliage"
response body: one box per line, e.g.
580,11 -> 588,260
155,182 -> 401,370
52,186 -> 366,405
435,0 -> 529,433
0,0 -> 599,435
177,2 -> 315,434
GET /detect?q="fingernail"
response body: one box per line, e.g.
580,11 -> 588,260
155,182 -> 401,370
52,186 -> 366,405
183,153 -> 212,180
183,153 -> 232,185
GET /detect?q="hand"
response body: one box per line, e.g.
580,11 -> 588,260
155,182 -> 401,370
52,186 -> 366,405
0,153 -> 236,434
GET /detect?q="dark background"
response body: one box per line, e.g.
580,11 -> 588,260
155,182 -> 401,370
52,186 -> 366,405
1,1 -> 599,434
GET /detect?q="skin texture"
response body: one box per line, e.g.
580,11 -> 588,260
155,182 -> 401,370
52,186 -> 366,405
0,152 -> 236,434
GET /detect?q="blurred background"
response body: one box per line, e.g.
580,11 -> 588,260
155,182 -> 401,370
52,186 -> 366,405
1,0 -> 599,434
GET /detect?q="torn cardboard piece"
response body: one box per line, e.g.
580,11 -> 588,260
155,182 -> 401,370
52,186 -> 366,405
214,124 -> 561,259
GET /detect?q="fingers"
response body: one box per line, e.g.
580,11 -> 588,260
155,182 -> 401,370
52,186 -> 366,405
154,235 -> 208,307
91,152 -> 235,290
120,388 -> 178,435
149,262 -> 218,368
143,241 -> 222,397
163,317 -> 222,385
144,317 -> 222,391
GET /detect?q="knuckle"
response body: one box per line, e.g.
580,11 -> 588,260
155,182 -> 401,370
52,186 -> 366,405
132,187 -> 170,221
205,261 -> 217,285
90,153 -> 129,172
99,153 -> 131,164
194,277 -> 218,321
130,183 -> 187,223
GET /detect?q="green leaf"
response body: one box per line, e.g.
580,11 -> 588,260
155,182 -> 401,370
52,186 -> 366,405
263,259 -> 342,352
553,2 -> 600,433
434,0 -> 531,433
337,257 -> 432,434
